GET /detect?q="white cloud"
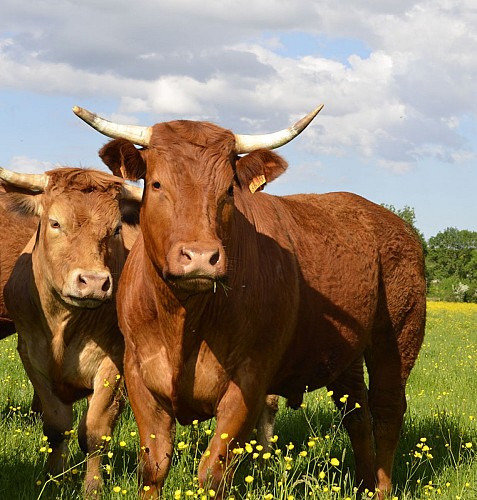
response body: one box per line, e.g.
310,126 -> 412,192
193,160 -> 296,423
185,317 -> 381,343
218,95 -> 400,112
1,0 -> 476,172
8,156 -> 55,174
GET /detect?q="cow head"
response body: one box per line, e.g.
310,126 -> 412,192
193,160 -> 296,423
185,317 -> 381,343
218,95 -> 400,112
73,105 -> 323,294
0,167 -> 142,308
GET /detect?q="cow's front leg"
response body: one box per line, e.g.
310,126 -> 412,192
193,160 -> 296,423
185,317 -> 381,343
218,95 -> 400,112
124,353 -> 175,499
198,380 -> 263,498
78,364 -> 125,497
42,398 -> 74,479
17,339 -> 73,478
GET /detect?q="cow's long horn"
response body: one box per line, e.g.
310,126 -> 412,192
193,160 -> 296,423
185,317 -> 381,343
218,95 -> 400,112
234,104 -> 324,154
72,106 -> 153,147
0,166 -> 49,192
121,182 -> 143,201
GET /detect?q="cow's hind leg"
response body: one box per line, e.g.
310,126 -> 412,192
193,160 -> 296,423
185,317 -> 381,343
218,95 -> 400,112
327,356 -> 375,493
365,352 -> 406,498
78,363 -> 125,497
256,394 -> 279,448
366,303 -> 425,498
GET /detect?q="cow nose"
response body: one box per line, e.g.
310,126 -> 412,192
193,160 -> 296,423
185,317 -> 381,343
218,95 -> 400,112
181,247 -> 221,267
74,270 -> 112,297
167,241 -> 225,278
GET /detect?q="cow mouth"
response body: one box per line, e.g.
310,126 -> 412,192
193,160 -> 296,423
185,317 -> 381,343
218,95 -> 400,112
62,294 -> 109,309
166,275 -> 221,294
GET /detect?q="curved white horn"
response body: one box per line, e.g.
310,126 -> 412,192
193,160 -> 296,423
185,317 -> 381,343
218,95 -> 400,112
72,106 -> 153,147
234,104 -> 324,154
0,166 -> 49,192
121,182 -> 143,201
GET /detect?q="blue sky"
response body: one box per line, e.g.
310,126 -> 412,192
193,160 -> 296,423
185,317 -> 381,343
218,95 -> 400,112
1,0 -> 476,239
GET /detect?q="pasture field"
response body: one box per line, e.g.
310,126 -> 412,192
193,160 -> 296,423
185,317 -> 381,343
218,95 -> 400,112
0,301 -> 476,499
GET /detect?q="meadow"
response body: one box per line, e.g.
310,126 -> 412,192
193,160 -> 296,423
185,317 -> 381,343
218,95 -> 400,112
0,301 -> 475,499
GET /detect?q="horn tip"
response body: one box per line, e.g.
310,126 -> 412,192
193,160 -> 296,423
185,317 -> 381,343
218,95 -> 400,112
72,105 -> 87,118
292,103 -> 325,134
309,104 -> 324,119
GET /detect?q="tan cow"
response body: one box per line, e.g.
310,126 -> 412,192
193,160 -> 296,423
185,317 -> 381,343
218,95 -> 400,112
75,105 -> 426,499
1,167 -> 141,496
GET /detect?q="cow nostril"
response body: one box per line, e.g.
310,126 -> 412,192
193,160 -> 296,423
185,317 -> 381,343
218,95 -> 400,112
102,277 -> 111,292
209,250 -> 220,266
181,248 -> 192,261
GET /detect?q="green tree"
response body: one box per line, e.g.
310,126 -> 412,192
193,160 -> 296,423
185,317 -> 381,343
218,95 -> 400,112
426,227 -> 477,302
427,227 -> 477,280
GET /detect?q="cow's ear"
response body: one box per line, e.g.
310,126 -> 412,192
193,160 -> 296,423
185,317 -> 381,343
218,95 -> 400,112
0,190 -> 43,217
235,150 -> 288,193
99,139 -> 147,181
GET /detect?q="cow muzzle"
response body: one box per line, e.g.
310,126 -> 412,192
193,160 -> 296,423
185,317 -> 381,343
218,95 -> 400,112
164,241 -> 226,292
62,268 -> 113,308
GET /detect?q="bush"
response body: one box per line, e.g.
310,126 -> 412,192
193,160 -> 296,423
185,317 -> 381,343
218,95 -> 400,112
427,276 -> 477,303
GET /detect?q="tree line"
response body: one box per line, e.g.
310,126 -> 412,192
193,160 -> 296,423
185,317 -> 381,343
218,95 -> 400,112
383,205 -> 477,303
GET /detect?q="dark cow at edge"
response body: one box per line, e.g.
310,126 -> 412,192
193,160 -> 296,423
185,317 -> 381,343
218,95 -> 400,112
0,185 -> 37,340
75,104 -> 427,499
1,167 -> 141,495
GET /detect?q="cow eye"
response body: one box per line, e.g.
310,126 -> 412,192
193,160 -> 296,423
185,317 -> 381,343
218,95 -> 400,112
49,219 -> 61,229
152,181 -> 161,190
114,224 -> 122,236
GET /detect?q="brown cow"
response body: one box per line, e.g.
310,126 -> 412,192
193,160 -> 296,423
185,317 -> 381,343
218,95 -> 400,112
0,185 -> 43,413
0,185 -> 38,340
75,105 -> 426,499
2,166 -> 141,496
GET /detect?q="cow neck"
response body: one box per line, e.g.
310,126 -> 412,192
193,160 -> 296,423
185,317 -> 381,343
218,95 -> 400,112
141,252 -> 215,357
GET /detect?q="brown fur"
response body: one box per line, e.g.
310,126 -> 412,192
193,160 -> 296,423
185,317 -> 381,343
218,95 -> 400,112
100,120 -> 426,499
3,168 -> 141,495
0,186 -> 38,339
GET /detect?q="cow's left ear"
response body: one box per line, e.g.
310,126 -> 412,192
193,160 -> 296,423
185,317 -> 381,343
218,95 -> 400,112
99,139 -> 147,181
235,150 -> 288,193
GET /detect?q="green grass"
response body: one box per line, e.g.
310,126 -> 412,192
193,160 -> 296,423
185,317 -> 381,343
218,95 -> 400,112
0,301 -> 476,499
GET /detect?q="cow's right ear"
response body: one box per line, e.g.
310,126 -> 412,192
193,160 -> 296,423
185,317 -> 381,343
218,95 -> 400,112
99,139 -> 147,181
0,190 -> 43,217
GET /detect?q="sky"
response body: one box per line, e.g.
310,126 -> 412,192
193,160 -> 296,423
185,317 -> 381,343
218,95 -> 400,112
1,0 -> 476,240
